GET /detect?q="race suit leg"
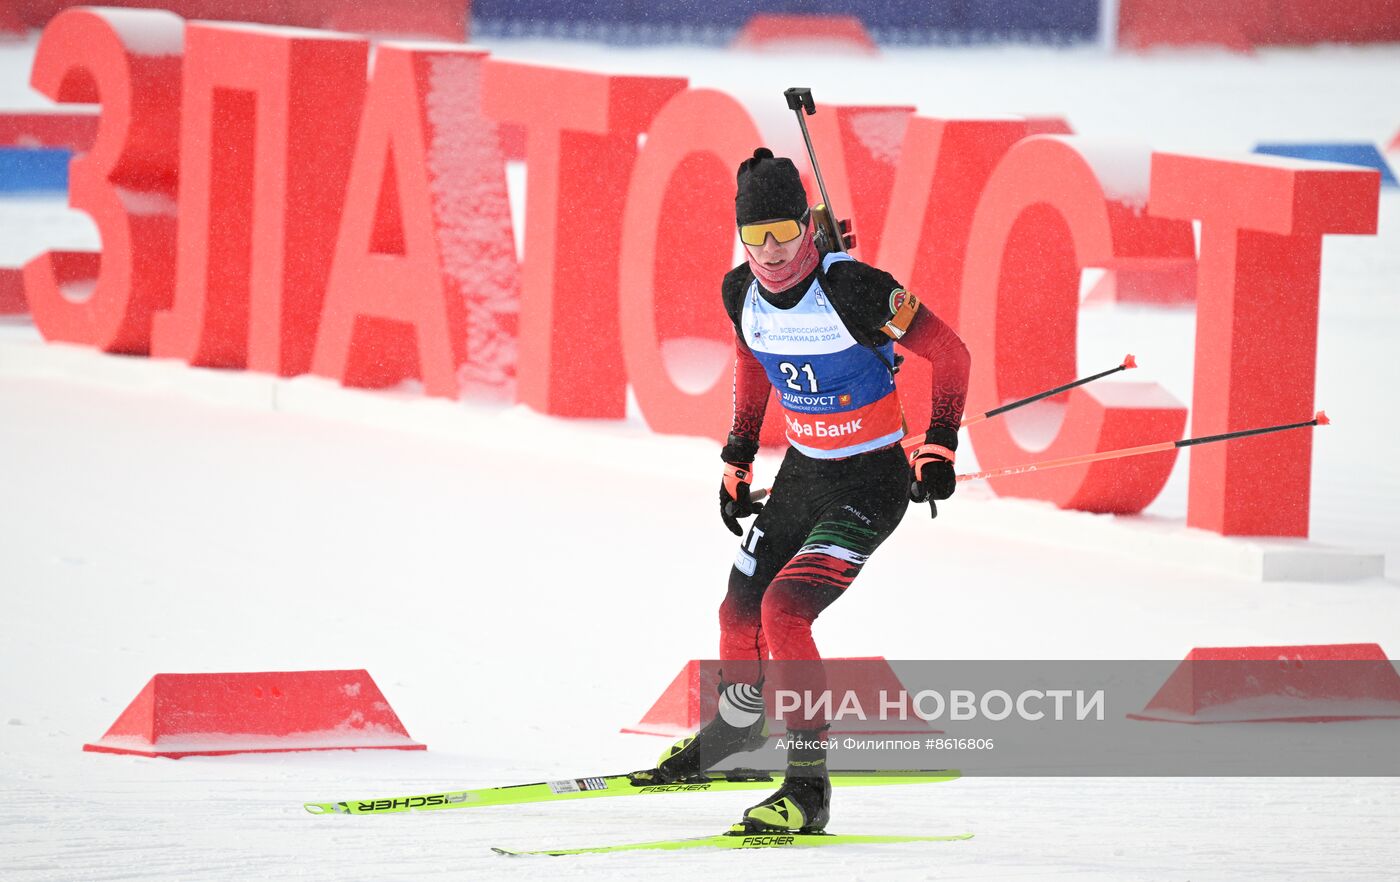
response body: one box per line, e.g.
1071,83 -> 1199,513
718,443 -> 910,715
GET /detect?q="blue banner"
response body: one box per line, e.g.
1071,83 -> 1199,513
473,0 -> 1099,45
0,148 -> 71,194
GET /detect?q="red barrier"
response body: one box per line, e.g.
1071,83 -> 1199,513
311,44 -> 507,398
321,1 -> 469,41
619,89 -> 761,439
84,669 -> 425,757
623,657 -> 922,737
1130,643 -> 1400,723
1272,1 -> 1400,43
1117,1 -> 1252,51
23,8 -> 182,354
0,4 -> 22,37
1149,152 -> 1380,535
482,61 -> 686,417
1118,0 -> 1400,50
12,1 -> 469,42
0,111 -> 97,150
0,268 -> 25,313
152,23 -> 368,376
960,137 -> 1189,513
732,14 -> 879,55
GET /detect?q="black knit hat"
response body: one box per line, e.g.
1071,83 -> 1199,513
735,147 -> 809,226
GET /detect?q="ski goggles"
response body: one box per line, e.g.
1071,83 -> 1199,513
738,215 -> 807,247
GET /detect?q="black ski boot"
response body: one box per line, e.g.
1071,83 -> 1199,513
630,681 -> 767,784
733,727 -> 831,833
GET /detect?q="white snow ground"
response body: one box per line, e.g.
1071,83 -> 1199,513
2,33 -> 1400,881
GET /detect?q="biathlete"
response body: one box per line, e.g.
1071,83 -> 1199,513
632,148 -> 971,834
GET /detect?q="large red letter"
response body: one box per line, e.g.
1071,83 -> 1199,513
483,61 -> 686,418
960,137 -> 1189,513
311,44 -> 510,399
801,104 -> 915,262
1149,153 -> 1380,536
23,8 -> 183,353
618,89 -> 762,438
152,22 -> 367,376
877,118 -> 1028,330
875,118 -> 1030,435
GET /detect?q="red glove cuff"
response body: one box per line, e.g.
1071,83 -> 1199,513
723,462 -> 753,499
909,444 -> 955,482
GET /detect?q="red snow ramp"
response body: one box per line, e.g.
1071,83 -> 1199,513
623,657 -> 928,737
623,660 -> 707,737
1130,643 -> 1400,724
84,670 -> 425,758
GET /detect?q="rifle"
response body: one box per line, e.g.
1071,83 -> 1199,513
783,87 -> 855,254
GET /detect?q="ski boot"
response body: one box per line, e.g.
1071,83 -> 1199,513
630,680 -> 768,785
732,726 -> 831,834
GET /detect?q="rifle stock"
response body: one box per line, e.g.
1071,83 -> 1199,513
811,203 -> 855,254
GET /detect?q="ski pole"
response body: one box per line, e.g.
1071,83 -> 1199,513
955,411 -> 1329,483
784,87 -> 853,252
959,354 -> 1136,429
749,411 -> 1328,505
748,355 -> 1139,503
895,354 -> 1138,453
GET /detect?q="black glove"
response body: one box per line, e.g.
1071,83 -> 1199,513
719,434 -> 764,536
908,427 -> 958,518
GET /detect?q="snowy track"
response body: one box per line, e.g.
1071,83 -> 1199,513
5,756 -> 1399,879
3,370 -> 1399,880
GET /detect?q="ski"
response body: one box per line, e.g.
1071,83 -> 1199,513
303,769 -> 959,816
492,830 -> 974,856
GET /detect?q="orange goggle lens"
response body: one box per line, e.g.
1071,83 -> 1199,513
738,218 -> 803,247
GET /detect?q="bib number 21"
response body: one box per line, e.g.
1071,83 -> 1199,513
779,362 -> 818,393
